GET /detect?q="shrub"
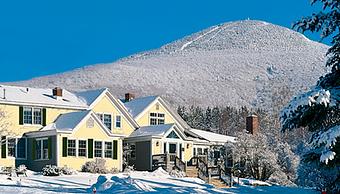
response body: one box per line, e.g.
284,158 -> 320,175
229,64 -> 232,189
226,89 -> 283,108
42,165 -> 61,176
60,166 -> 77,175
82,159 -> 108,174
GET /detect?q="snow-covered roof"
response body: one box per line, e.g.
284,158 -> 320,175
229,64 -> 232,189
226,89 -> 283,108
0,85 -> 88,109
75,88 -> 107,107
190,129 -> 236,144
54,110 -> 91,132
123,96 -> 158,118
129,123 -> 174,138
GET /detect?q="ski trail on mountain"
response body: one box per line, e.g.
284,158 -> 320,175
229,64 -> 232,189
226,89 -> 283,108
180,26 -> 220,51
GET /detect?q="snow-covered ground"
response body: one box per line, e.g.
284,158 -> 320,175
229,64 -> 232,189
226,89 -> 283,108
0,168 -> 318,194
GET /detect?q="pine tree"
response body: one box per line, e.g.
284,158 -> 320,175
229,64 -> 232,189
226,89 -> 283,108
204,107 -> 212,131
281,0 -> 340,191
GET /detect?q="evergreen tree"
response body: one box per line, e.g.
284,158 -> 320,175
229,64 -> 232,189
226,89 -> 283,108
281,0 -> 340,191
204,107 -> 212,131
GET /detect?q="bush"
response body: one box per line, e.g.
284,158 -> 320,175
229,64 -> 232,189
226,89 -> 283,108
42,165 -> 61,176
60,166 -> 77,175
82,159 -> 108,174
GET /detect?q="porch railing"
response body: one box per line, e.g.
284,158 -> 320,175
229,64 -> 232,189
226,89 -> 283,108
174,156 -> 186,172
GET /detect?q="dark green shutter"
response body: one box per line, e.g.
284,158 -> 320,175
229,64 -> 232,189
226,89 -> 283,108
19,106 -> 23,125
62,137 -> 68,157
113,140 -> 118,160
48,137 -> 52,159
42,108 -> 47,126
88,139 -> 93,158
1,136 -> 6,158
32,139 -> 36,160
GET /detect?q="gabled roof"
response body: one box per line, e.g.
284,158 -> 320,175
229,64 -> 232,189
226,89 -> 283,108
54,110 -> 91,132
123,96 -> 158,118
129,123 -> 175,138
28,110 -> 125,137
0,85 -> 88,109
75,88 -> 107,107
189,129 -> 236,144
123,95 -> 190,129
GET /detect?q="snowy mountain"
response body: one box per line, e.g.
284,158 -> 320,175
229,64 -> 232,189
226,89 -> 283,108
9,20 -> 329,109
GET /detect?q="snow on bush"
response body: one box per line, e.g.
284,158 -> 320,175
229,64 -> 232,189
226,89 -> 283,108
60,166 -> 77,175
81,158 -> 109,174
42,165 -> 61,176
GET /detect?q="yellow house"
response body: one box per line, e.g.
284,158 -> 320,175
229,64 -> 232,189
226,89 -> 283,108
0,85 -> 138,171
123,94 -> 236,171
0,85 -> 235,172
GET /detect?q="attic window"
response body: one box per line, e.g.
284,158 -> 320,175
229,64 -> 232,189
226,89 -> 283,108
150,112 -> 165,125
167,131 -> 179,139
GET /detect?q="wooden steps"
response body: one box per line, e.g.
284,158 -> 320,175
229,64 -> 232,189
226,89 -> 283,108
185,166 -> 198,177
210,178 -> 229,188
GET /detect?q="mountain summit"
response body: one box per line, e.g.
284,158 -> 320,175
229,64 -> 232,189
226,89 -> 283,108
11,20 -> 329,108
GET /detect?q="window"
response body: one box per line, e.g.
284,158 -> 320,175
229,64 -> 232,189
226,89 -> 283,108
78,140 -> 87,157
150,112 -> 165,125
103,114 -> 112,130
167,131 -> 179,139
17,138 -> 26,159
23,107 -> 42,125
33,108 -> 42,125
23,107 -> 32,124
94,141 -> 102,157
36,139 -> 48,160
157,113 -> 165,124
197,148 -> 203,155
104,142 -> 113,158
67,139 -> 76,156
7,138 -> 16,157
130,143 -> 136,159
115,115 -> 121,128
97,113 -> 112,130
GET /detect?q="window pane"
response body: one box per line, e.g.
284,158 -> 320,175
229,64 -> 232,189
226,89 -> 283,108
17,138 -> 26,158
78,140 -> 87,157
43,139 -> 48,159
150,118 -> 157,125
7,138 -> 16,157
33,108 -> 42,125
94,141 -> 102,157
36,140 -> 42,160
104,142 -> 113,158
158,119 -> 165,125
158,113 -> 165,118
67,140 -> 76,156
115,115 -> 121,128
103,114 -> 112,130
23,107 -> 32,124
150,113 -> 157,117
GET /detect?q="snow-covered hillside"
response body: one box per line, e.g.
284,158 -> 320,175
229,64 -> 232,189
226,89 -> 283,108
10,20 -> 329,108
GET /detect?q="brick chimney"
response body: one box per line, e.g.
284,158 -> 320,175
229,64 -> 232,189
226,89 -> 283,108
246,114 -> 259,135
125,93 -> 135,102
52,87 -> 63,99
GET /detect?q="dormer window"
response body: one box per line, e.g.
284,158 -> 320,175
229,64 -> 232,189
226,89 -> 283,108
150,112 -> 165,125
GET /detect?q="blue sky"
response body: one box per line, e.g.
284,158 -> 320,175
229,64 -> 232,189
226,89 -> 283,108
0,0 -> 326,82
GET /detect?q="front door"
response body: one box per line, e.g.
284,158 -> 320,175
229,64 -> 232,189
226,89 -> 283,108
169,143 -> 177,162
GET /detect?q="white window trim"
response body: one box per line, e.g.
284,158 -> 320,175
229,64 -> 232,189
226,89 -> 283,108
67,138 -> 77,157
149,112 -> 165,125
23,106 -> 43,126
5,137 -> 27,160
114,115 -> 122,129
77,139 -> 87,158
35,138 -> 49,161
96,112 -> 113,130
104,141 -> 113,158
94,140 -> 104,158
